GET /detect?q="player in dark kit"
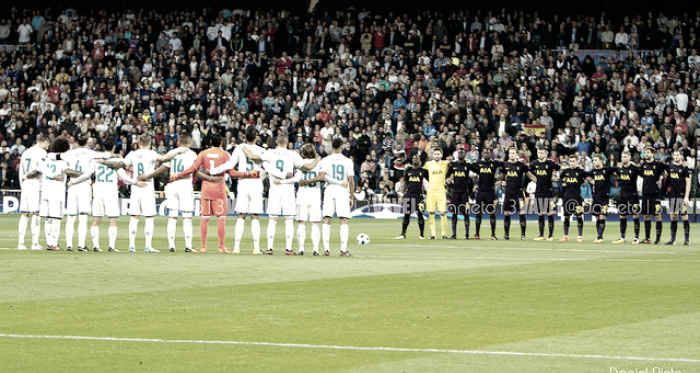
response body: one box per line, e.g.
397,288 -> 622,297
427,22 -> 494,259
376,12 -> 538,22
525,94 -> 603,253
468,148 -> 503,240
590,154 -> 616,243
558,153 -> 588,242
396,155 -> 429,239
449,146 -> 471,239
502,147 -> 529,240
528,148 -> 560,241
639,147 -> 667,244
665,150 -> 691,245
613,151 -> 642,244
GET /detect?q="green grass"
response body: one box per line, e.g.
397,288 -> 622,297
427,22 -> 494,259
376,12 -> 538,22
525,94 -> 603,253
1,215 -> 699,372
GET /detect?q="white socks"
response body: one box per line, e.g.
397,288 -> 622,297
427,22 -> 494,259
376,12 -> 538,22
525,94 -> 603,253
108,226 -> 117,249
234,218 -> 245,251
145,218 -> 154,249
18,214 -> 28,246
251,218 -> 260,252
285,218 -> 294,251
311,224 -> 320,253
91,226 -> 100,249
297,224 -> 306,252
52,219 -> 61,248
44,219 -> 52,247
167,217 -> 177,249
78,215 -> 88,248
322,224 -> 331,252
267,218 -> 277,250
31,215 -> 40,246
183,214 -> 193,249
65,215 -> 76,248
340,224 -> 349,252
129,218 -> 139,248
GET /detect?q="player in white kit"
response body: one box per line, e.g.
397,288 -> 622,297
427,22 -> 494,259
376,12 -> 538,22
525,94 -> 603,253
71,137 -> 145,251
138,133 -> 218,252
292,144 -> 329,255
18,135 -> 50,250
210,127 -> 265,254
62,134 -> 102,251
242,135 -> 318,255
100,134 -> 186,252
36,138 -> 83,250
321,138 -> 355,256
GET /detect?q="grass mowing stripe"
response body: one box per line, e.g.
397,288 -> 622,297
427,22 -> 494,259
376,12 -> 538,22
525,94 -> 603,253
355,255 -> 700,263
371,243 -> 700,255
1,333 -> 698,364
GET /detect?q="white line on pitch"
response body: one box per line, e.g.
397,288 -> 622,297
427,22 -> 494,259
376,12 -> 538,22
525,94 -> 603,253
0,333 -> 698,364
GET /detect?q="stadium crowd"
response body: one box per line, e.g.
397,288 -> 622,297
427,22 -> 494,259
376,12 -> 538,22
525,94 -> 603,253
1,5 -> 700,202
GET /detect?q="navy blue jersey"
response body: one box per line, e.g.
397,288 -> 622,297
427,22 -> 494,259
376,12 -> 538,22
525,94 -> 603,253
666,164 -> 690,197
560,168 -> 588,197
451,161 -> 471,194
405,167 -> 429,195
591,167 -> 616,197
468,160 -> 503,193
617,164 -> 641,196
640,161 -> 667,195
529,159 -> 560,194
504,161 -> 529,192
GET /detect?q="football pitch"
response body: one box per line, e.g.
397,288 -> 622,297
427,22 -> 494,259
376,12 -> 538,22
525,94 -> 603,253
0,215 -> 699,372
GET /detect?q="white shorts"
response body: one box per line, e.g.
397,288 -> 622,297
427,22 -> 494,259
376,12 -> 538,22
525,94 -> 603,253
66,183 -> 92,215
20,189 -> 41,213
296,204 -> 322,223
42,197 -> 65,219
128,190 -> 157,217
93,192 -> 120,218
165,184 -> 194,214
323,191 -> 351,219
235,186 -> 264,215
267,186 -> 296,216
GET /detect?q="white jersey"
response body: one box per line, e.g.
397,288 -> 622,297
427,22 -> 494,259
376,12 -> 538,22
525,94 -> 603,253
41,158 -> 69,200
19,146 -> 47,190
62,147 -> 97,183
297,164 -> 323,205
232,144 -> 265,189
321,153 -> 354,194
260,147 -> 306,187
123,149 -> 159,191
165,148 -> 198,188
74,157 -> 135,197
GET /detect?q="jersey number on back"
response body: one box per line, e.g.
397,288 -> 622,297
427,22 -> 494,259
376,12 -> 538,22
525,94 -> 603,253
96,165 -> 114,183
304,171 -> 317,187
173,159 -> 185,173
332,164 -> 345,181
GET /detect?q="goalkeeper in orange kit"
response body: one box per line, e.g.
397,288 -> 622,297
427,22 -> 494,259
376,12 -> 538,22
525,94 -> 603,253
171,133 -> 259,253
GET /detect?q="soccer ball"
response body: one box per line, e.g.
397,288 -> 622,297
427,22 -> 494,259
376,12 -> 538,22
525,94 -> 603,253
356,233 -> 370,245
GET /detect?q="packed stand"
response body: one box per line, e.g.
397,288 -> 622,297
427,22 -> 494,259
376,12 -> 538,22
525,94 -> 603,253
1,6 -> 700,202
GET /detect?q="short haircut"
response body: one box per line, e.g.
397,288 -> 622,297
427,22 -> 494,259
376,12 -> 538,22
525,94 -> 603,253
103,137 -> 115,151
210,133 -> 222,147
49,138 -> 70,153
77,133 -> 89,147
275,135 -> 288,146
179,132 -> 191,145
593,154 -> 604,161
245,126 -> 258,142
139,134 -> 152,147
332,138 -> 343,150
645,146 -> 655,153
36,134 -> 50,145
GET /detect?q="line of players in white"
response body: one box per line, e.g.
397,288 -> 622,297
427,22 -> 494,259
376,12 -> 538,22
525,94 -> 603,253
17,131 -> 356,256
